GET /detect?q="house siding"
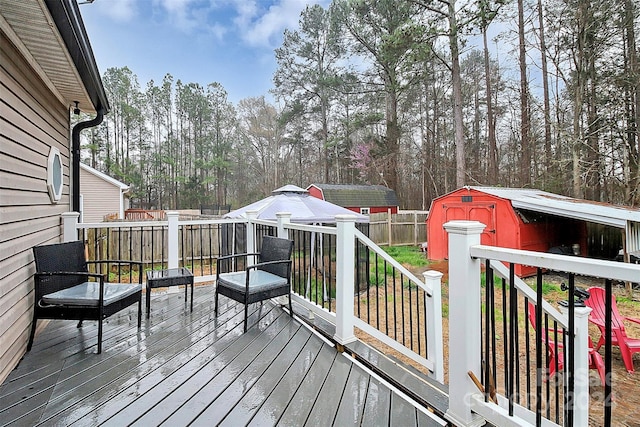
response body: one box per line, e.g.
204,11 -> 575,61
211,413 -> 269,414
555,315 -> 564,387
80,167 -> 123,222
0,32 -> 71,384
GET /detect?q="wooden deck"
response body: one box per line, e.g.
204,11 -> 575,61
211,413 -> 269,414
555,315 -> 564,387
0,285 -> 448,426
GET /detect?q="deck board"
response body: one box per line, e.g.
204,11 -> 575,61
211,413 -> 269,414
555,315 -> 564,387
360,377 -> 391,426
0,285 -> 448,427
217,329 -> 316,426
332,362 -> 369,426
269,343 -> 337,425
305,350 -> 353,426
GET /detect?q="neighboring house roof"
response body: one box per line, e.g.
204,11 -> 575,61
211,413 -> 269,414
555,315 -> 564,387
225,185 -> 369,223
1,0 -> 109,114
307,184 -> 399,207
467,186 -> 640,229
80,163 -> 130,194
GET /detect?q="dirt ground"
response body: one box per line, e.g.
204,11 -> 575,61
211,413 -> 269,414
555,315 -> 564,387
358,260 -> 640,427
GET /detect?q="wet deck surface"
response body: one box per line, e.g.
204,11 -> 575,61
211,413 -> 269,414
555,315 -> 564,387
0,285 -> 447,426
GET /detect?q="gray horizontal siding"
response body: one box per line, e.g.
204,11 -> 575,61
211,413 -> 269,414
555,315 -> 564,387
0,31 -> 71,385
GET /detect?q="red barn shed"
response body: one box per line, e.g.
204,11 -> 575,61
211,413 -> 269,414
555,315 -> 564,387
427,187 -> 597,277
307,184 -> 399,215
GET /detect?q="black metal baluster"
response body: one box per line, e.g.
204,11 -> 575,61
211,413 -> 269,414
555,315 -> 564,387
566,274 -> 575,426
390,262 -> 396,340
375,252 -> 380,330
605,279 -> 612,426
508,263 -> 515,415
400,272 -> 405,347
525,296 -> 531,410
484,260 -> 493,403
502,266 -> 509,394
536,268 -> 543,426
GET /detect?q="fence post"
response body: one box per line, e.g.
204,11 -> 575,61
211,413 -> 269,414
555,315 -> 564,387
334,214 -> 357,345
559,305 -> 592,426
423,270 -> 444,384
444,220 -> 486,427
167,211 -> 179,269
276,212 -> 292,239
62,212 -> 80,242
387,208 -> 392,246
246,210 -> 258,266
414,211 -> 418,245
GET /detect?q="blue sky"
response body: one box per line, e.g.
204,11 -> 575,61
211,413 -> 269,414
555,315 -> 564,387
79,0 -> 329,103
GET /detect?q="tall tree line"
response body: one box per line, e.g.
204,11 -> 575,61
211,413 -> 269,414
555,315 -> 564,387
81,0 -> 640,211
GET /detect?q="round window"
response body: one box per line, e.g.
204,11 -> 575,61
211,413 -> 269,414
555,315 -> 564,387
47,147 -> 63,203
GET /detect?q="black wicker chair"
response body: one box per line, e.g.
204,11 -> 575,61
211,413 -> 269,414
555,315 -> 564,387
215,236 -> 294,332
29,240 -> 142,353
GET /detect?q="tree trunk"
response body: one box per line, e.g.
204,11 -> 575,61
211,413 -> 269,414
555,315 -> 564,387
624,0 -> 640,205
483,26 -> 497,184
537,0 -> 552,185
449,0 -> 465,187
385,77 -> 400,191
518,0 -> 531,187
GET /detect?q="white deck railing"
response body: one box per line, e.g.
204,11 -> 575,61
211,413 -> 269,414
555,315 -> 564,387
62,211 -> 445,383
62,213 -> 639,425
445,220 -> 640,427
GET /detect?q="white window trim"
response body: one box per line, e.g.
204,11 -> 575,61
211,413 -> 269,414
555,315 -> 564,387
360,207 -> 370,215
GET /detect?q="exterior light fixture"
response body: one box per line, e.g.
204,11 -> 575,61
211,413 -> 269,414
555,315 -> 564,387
73,101 -> 80,115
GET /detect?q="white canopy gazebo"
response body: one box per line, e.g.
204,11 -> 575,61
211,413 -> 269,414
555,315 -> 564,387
224,184 -> 369,223
224,185 -> 369,299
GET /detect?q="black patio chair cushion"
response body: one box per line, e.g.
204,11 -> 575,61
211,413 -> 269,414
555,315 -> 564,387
29,240 -> 142,353
215,236 -> 294,332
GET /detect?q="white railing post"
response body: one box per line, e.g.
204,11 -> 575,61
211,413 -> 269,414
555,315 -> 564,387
276,212 -> 292,239
62,212 -> 80,242
424,270 -> 444,383
559,305 -> 591,426
334,214 -> 357,345
444,220 -> 486,427
246,210 -> 258,266
167,211 -> 179,269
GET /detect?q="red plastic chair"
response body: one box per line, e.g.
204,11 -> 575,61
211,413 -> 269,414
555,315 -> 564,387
527,302 -> 606,385
584,287 -> 640,373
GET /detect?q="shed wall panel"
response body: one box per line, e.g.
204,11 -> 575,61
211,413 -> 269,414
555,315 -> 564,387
80,168 -> 122,222
0,33 -> 70,385
427,188 -> 590,277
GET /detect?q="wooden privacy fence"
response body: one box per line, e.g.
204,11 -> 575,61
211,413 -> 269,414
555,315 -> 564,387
368,210 -> 428,246
83,223 -> 224,271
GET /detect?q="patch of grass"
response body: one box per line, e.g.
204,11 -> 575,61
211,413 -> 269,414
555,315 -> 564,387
616,295 -> 640,308
531,282 -> 562,295
293,276 -> 335,302
368,246 -> 429,287
480,272 -> 503,288
381,246 -> 429,267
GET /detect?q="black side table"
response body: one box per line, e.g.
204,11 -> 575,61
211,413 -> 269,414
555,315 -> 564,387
146,267 -> 194,318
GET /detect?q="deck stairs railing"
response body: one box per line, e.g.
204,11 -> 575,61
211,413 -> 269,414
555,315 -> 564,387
445,220 -> 640,427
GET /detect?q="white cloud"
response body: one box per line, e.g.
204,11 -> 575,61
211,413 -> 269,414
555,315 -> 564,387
233,0 -> 328,48
92,0 -> 137,22
157,0 -> 205,33
232,0 -> 258,29
209,22 -> 228,40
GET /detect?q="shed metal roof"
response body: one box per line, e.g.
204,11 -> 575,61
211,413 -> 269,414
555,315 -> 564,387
467,187 -> 640,229
308,184 -> 399,208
